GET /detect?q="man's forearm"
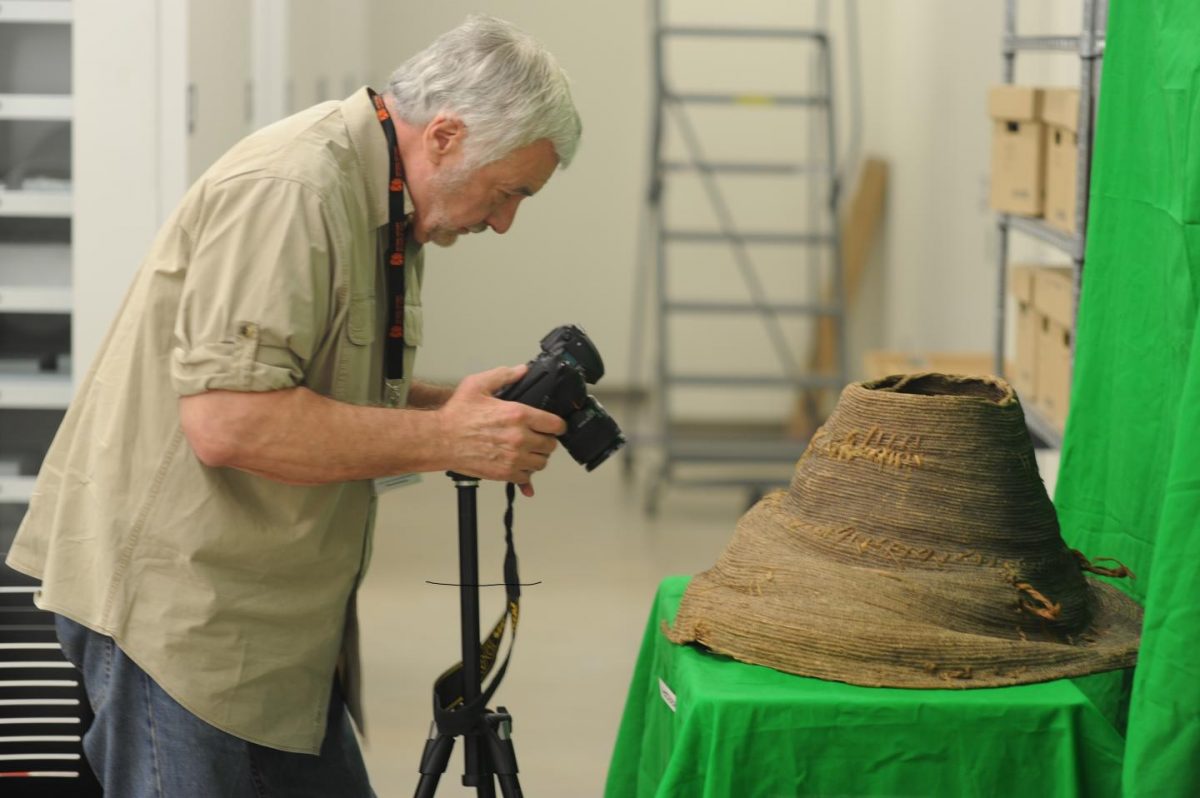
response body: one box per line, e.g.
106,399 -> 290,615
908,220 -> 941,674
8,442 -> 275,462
178,366 -> 567,492
181,387 -> 449,485
408,379 -> 454,409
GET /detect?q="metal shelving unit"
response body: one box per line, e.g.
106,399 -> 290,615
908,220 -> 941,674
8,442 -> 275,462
0,3 -> 99,792
994,0 -> 1107,448
628,2 -> 846,514
0,0 -> 75,508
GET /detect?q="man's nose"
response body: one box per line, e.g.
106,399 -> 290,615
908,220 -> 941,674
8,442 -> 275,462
487,197 -> 521,234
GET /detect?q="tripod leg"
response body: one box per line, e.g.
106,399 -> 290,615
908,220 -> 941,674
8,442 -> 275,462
485,708 -> 523,798
414,723 -> 456,798
463,732 -> 497,798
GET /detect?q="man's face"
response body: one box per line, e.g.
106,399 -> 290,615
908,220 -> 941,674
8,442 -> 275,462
412,137 -> 559,248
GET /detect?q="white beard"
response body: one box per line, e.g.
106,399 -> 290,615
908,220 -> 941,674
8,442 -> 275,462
422,166 -> 474,248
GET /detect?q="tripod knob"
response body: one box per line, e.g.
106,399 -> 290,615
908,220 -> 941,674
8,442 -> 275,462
488,708 -> 514,740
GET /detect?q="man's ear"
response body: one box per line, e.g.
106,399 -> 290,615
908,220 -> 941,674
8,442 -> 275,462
423,113 -> 466,165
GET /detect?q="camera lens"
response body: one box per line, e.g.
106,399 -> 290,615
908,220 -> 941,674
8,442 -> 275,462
561,398 -> 626,471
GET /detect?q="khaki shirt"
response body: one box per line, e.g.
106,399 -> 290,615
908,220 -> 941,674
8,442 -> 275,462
5,88 -> 422,754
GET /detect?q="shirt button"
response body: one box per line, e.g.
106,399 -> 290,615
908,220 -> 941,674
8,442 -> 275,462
240,322 -> 259,339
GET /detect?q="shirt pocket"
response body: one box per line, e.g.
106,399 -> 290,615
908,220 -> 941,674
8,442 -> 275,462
346,294 -> 376,346
403,304 -> 423,347
333,287 -> 377,403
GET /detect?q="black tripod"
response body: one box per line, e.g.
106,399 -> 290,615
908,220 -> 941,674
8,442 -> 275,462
413,473 -> 524,798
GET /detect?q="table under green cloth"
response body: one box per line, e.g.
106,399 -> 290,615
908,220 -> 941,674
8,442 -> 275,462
605,576 -> 1131,798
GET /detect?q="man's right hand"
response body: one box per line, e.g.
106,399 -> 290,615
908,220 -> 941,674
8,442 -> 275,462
435,364 -> 567,497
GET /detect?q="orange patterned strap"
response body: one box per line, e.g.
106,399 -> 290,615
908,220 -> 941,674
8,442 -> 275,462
368,88 -> 409,377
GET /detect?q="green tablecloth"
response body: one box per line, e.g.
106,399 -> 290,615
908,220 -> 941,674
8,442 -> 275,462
606,576 -> 1130,798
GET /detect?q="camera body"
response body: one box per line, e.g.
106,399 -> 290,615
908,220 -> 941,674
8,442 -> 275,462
495,325 -> 626,471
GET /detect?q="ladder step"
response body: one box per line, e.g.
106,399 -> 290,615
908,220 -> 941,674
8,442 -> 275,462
668,91 -> 828,108
666,301 -> 840,316
661,160 -> 830,176
667,374 -> 844,389
660,25 -> 826,41
1004,35 -> 1081,53
664,229 -> 833,246
665,476 -> 793,487
666,440 -> 808,464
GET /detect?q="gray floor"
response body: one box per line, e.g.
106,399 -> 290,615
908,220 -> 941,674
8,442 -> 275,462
357,451 -> 751,796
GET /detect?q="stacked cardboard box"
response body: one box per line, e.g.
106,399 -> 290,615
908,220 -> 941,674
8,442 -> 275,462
1034,267 -> 1074,427
1043,89 -> 1081,233
1009,266 -> 1038,399
989,86 -> 1046,215
1009,264 -> 1075,430
989,85 -> 1080,226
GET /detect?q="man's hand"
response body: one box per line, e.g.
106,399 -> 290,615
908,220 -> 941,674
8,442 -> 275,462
436,364 -> 566,497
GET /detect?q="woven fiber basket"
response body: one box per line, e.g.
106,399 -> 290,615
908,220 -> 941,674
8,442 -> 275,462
666,374 -> 1141,688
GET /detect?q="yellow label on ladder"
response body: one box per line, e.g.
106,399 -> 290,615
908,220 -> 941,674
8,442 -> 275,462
735,94 -> 776,106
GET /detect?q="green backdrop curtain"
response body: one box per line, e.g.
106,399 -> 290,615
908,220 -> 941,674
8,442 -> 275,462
1053,0 -> 1200,795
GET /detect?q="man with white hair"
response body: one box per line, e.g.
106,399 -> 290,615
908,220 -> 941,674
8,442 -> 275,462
5,15 -> 580,796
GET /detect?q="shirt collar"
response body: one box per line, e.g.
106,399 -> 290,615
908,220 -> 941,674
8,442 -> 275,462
342,86 -> 393,229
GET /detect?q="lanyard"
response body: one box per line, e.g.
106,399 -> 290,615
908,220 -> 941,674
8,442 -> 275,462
368,88 -> 408,381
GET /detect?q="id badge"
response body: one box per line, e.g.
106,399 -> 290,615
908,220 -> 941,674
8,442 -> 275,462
373,472 -> 422,494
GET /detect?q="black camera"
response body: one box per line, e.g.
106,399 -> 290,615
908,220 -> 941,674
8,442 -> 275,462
496,325 -> 626,471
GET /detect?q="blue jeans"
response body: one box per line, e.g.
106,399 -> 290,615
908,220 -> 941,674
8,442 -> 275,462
55,615 -> 375,797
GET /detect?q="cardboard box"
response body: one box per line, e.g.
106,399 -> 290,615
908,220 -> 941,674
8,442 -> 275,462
988,86 -> 1047,216
1009,265 -> 1039,403
863,351 -> 1001,381
1033,266 -> 1075,329
988,86 -> 1044,120
1035,314 -> 1072,429
1043,88 -> 1081,233
1010,264 -> 1035,303
1014,304 -> 1039,405
1031,265 -> 1075,429
1042,88 -> 1080,130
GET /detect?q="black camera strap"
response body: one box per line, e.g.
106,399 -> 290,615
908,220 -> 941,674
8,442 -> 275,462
430,483 -> 524,736
368,88 -> 408,381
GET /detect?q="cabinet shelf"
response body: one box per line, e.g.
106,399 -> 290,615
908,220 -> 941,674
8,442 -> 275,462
0,243 -> 71,313
1003,215 -> 1084,260
0,373 -> 72,409
0,94 -> 72,121
0,474 -> 35,504
0,2 -> 72,25
0,190 -> 72,218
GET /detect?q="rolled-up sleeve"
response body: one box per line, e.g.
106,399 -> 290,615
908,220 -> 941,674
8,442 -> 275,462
171,176 -> 335,396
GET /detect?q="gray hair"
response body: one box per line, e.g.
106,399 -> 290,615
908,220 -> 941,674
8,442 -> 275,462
386,15 -> 582,170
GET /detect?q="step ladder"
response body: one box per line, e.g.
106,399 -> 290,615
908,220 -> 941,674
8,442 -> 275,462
627,2 -> 846,514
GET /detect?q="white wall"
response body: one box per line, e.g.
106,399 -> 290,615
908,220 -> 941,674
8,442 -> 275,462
72,0 -> 166,377
287,0 -> 371,113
